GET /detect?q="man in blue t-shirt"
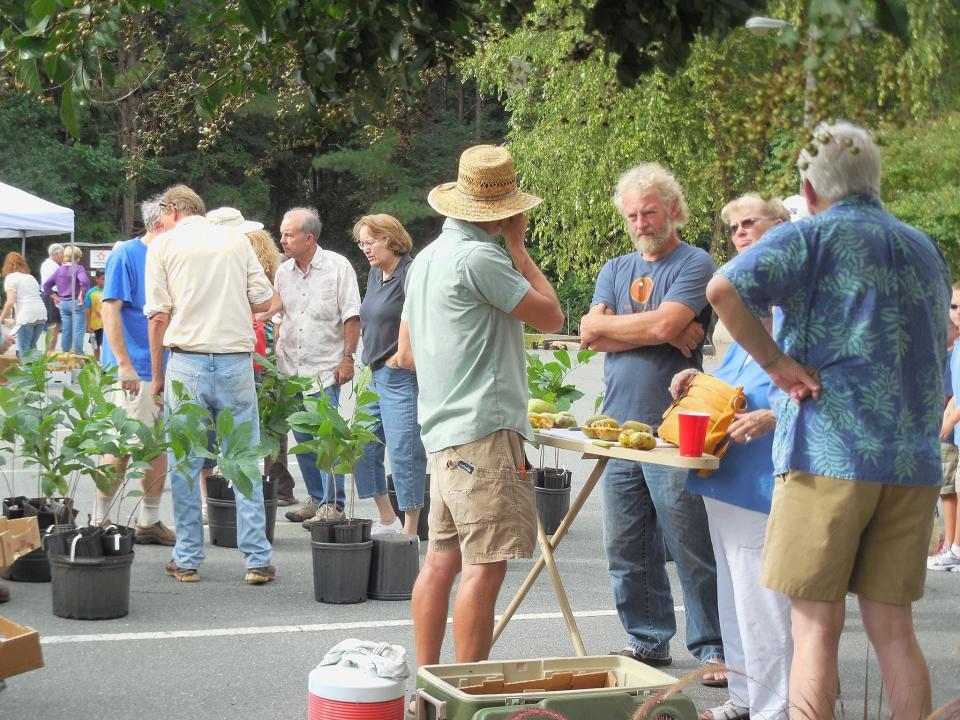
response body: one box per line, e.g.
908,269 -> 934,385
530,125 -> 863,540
579,163 -> 723,678
94,196 -> 175,546
708,121 -> 948,720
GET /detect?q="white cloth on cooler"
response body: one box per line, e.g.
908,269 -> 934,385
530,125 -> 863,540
318,639 -> 410,679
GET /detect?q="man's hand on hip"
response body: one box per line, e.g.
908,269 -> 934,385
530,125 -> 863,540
334,357 -> 355,385
769,356 -> 821,404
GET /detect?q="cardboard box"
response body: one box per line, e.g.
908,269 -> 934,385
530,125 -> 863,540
0,516 -> 41,572
0,617 -> 44,680
0,355 -> 17,384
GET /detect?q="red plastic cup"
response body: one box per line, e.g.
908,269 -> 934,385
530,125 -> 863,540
677,411 -> 710,457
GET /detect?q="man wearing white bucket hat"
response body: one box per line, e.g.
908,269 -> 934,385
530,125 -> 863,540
397,145 -> 564,677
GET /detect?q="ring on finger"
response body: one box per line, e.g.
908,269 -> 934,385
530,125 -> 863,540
745,433 -> 753,443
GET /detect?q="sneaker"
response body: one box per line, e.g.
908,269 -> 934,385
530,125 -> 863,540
284,497 -> 319,522
276,495 -> 298,507
164,560 -> 199,583
610,646 -> 672,667
371,517 -> 403,535
927,548 -> 960,571
301,504 -> 345,528
245,565 -> 276,585
134,521 -> 177,546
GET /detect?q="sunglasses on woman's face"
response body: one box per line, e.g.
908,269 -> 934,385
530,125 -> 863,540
728,217 -> 772,235
952,304 -> 960,310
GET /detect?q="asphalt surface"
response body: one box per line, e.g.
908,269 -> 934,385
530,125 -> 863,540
1,352 -> 958,719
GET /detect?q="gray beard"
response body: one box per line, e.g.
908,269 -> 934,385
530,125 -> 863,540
631,223 -> 673,254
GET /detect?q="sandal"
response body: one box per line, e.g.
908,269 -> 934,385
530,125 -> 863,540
701,659 -> 728,688
406,692 -> 417,717
699,699 -> 749,720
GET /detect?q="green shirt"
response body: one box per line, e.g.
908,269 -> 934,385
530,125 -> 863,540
403,218 -> 532,452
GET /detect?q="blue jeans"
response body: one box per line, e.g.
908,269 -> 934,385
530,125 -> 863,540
165,352 -> 271,569
59,299 -> 84,353
15,322 -> 45,356
601,459 -> 722,662
292,384 -> 346,508
354,365 -> 427,511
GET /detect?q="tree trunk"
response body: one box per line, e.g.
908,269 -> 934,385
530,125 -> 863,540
117,47 -> 138,239
475,87 -> 481,141
457,80 -> 464,123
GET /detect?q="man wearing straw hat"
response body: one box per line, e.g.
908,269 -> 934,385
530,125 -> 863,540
397,145 -> 564,679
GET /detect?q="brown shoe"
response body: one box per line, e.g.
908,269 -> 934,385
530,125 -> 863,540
245,565 -> 276,585
164,560 -> 199,583
284,497 -> 319,522
135,521 -> 176,546
0,584 -> 9,603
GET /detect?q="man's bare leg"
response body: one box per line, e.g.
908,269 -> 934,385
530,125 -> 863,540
46,324 -> 60,352
452,560 -> 507,662
859,598 -> 932,719
788,597 -> 845,720
413,548 -> 461,666
402,508 -> 421,536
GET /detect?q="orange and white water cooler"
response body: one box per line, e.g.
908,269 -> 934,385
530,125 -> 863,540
307,662 -> 405,720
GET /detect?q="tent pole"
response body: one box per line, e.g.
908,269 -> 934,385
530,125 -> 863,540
20,230 -> 25,255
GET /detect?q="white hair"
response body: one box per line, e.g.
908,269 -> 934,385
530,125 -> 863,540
799,120 -> 880,202
48,243 -> 64,257
613,163 -> 690,227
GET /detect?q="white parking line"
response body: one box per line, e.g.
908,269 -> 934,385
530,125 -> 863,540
41,607 -> 684,645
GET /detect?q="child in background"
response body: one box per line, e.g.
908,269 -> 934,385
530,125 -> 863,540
84,271 -> 105,362
933,282 -> 960,571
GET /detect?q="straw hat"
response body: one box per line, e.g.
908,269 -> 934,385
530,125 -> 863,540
206,207 -> 264,233
427,145 -> 542,222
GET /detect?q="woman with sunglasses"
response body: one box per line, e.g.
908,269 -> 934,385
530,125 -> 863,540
671,193 -> 793,720
352,214 -> 428,535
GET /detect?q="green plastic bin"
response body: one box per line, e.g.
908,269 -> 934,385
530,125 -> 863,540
415,656 -> 697,720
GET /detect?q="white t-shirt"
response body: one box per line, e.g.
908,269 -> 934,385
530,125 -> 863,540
3,272 -> 48,327
40,258 -> 60,286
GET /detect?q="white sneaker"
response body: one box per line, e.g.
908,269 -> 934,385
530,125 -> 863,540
927,548 -> 960,571
371,517 -> 403,535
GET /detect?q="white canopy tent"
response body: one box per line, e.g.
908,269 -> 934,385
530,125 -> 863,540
0,182 -> 74,254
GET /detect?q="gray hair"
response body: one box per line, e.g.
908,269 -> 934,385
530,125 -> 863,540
140,195 -> 163,232
613,163 -> 690,227
799,120 -> 880,202
284,207 -> 322,241
48,243 -> 64,257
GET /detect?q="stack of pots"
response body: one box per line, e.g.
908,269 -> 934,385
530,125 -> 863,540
532,468 -> 572,535
205,475 -> 278,547
310,518 -> 373,604
1,496 -> 77,582
45,523 -> 135,620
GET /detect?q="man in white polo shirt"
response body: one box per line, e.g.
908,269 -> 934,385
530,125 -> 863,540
145,184 -> 277,585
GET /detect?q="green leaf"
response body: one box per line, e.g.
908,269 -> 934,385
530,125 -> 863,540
873,0 -> 910,45
18,58 -> 42,94
29,0 -> 56,24
59,84 -> 79,139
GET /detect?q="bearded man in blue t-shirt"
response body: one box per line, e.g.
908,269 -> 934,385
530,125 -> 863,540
579,163 -> 724,680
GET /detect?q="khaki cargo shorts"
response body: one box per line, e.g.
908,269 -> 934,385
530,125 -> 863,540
762,470 -> 940,605
107,381 -> 162,425
941,442 -> 958,495
428,430 -> 537,564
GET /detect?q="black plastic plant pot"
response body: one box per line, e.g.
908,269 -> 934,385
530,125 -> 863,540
531,468 -> 546,488
49,552 -> 135,620
1,547 -> 51,583
334,521 -> 364,544
204,474 -> 232,500
309,519 -> 339,544
542,468 -> 571,490
70,527 -> 104,559
356,518 -> 372,542
368,534 -> 420,601
41,524 -> 80,557
100,526 -> 134,556
206,497 -> 277,548
2,496 -> 30,519
387,474 -> 430,542
311,540 -> 373,604
535,485 -> 571,536
261,476 -> 277,502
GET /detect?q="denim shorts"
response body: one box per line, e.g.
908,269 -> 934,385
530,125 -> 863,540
428,430 -> 536,564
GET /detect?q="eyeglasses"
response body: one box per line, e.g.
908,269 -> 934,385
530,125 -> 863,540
356,237 -> 384,250
952,304 -> 959,310
727,217 -> 772,235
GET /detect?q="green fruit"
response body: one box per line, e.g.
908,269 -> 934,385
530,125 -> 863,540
529,399 -> 558,414
584,414 -> 615,426
622,420 -> 652,434
553,412 -> 578,428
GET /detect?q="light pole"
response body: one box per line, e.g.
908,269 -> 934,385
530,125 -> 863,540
746,16 -> 816,131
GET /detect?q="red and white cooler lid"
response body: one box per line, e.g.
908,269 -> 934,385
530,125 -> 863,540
308,664 -> 405,704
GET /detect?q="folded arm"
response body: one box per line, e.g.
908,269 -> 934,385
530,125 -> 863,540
579,301 -> 703,356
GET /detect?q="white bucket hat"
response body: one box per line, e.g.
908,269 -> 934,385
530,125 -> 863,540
206,207 -> 264,233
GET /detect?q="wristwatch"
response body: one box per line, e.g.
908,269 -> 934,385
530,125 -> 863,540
343,352 -> 355,360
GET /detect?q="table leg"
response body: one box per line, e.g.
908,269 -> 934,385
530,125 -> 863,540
538,518 -> 587,656
492,456 -> 609,647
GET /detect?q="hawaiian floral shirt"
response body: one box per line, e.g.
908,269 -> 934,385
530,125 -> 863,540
720,195 -> 950,486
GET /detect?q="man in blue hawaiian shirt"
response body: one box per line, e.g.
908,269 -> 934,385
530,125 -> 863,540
708,120 -> 949,720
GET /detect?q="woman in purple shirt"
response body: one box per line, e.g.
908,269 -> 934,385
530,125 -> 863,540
42,245 -> 89,353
